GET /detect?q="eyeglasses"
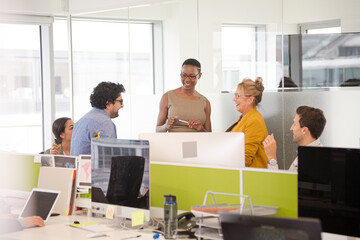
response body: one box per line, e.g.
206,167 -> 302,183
234,93 -> 252,99
180,72 -> 200,80
114,99 -> 124,105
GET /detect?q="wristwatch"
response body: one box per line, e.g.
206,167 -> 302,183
267,159 -> 277,166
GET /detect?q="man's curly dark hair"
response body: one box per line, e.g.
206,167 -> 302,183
90,82 -> 125,109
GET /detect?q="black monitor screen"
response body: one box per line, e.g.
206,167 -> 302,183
91,138 -> 149,210
298,146 -> 360,237
220,213 -> 322,240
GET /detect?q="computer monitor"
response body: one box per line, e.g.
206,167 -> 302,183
220,213 -> 322,240
91,138 -> 150,221
298,146 -> 360,238
139,132 -> 245,168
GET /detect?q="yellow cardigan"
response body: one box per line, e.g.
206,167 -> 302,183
226,107 -> 268,168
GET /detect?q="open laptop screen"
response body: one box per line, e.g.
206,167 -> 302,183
19,188 -> 60,223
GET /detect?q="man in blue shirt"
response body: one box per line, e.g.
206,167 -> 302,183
70,82 -> 125,156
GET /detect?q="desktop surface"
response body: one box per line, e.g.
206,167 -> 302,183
1,215 -> 158,240
2,215 -> 358,240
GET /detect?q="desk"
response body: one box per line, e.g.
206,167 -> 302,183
1,215 -> 159,240
1,215 -> 359,240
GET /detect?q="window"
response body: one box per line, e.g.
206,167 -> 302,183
71,18 -> 158,138
280,33 -> 360,88
53,19 -> 71,119
298,20 -> 341,34
0,23 -> 43,153
221,24 -> 266,92
71,19 -> 154,101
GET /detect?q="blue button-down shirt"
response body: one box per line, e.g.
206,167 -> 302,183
70,108 -> 117,156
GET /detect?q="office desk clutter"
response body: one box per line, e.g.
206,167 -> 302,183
191,191 -> 278,240
2,137 -> 359,239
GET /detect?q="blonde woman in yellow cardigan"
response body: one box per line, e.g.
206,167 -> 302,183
226,77 -> 268,168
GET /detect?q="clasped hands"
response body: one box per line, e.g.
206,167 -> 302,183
166,116 -> 203,131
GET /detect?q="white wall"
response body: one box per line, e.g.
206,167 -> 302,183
283,0 -> 360,32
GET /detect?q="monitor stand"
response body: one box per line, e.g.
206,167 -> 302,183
114,216 -> 144,230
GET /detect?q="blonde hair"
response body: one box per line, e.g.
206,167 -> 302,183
238,77 -> 264,106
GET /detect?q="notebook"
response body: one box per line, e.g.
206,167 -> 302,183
19,188 -> 60,223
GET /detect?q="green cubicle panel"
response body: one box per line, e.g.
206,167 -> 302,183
150,164 -> 298,217
0,153 -> 41,191
242,170 -> 298,217
150,164 -> 241,211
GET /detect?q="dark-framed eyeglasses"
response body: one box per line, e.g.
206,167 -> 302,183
114,99 -> 124,105
180,72 -> 200,80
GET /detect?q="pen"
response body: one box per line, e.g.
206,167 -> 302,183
176,119 -> 189,124
120,235 -> 141,240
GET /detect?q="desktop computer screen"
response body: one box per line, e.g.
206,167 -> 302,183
220,213 -> 322,240
91,138 -> 150,220
298,146 -> 360,238
139,132 -> 245,168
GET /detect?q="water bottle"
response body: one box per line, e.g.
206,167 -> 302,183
164,194 -> 177,239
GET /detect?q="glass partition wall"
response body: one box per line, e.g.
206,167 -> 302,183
2,0 -> 359,168
71,0 -> 360,169
281,0 -> 360,168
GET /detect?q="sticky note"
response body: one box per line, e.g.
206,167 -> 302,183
105,205 -> 115,219
132,210 -> 145,226
33,155 -> 41,163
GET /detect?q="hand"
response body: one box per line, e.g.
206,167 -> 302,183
22,216 -> 45,228
188,119 -> 204,131
166,115 -> 178,130
262,135 -> 277,160
49,143 -> 60,155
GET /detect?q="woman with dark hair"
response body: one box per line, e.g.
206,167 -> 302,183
156,58 -> 212,132
226,77 -> 268,168
45,117 -> 74,155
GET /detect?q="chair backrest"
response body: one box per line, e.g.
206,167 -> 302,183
106,156 -> 145,207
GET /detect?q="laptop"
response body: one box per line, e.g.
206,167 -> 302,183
220,213 -> 322,240
19,188 -> 60,223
